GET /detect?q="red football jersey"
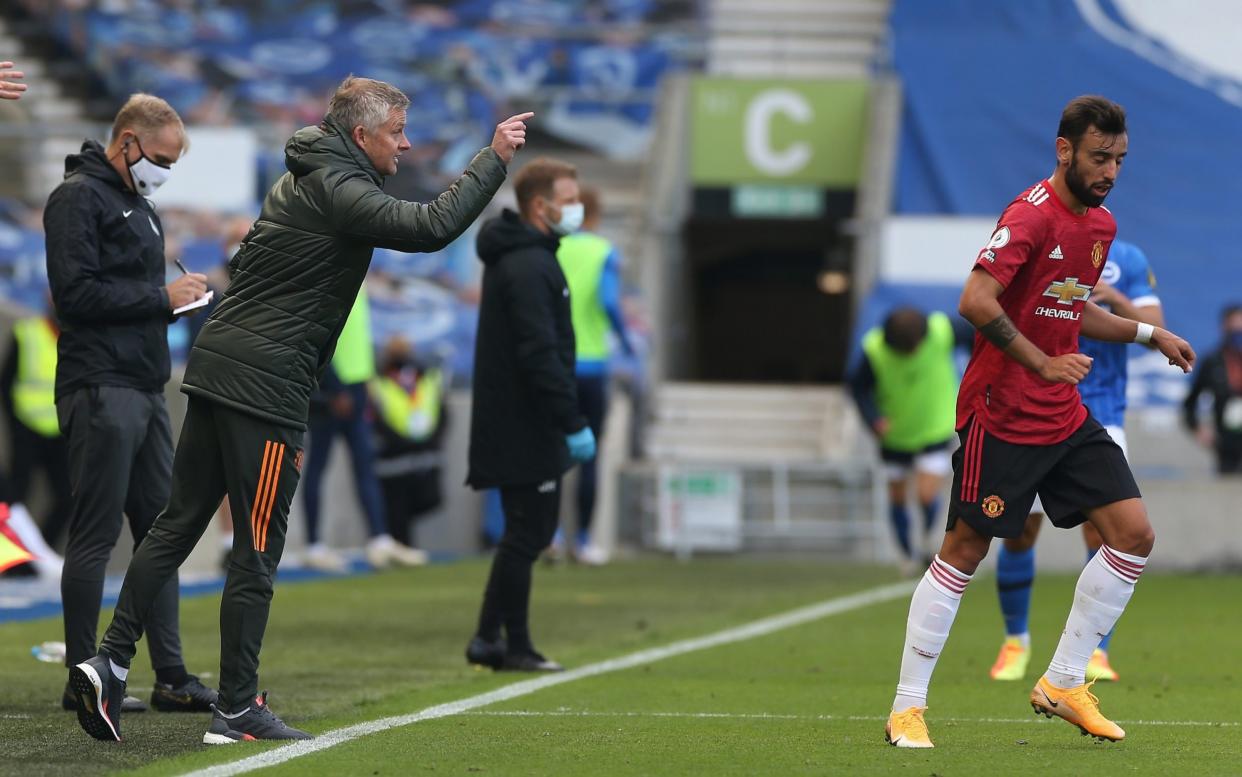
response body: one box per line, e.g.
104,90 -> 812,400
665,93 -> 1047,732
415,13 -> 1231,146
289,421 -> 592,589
956,179 -> 1116,444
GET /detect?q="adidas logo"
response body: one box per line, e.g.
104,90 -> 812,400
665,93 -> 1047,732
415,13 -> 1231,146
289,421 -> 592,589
1048,245 -> 1064,260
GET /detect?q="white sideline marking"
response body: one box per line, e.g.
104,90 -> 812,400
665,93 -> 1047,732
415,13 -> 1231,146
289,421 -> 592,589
180,580 -> 914,777
466,709 -> 1240,728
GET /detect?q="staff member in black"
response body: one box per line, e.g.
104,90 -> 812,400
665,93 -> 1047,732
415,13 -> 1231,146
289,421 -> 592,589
46,94 -> 218,716
1183,304 -> 1242,473
465,157 -> 596,672
71,76 -> 528,744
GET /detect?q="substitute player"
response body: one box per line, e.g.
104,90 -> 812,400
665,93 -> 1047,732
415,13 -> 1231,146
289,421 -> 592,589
883,95 -> 1194,749
849,308 -> 971,571
990,239 -> 1163,683
69,77 -> 530,744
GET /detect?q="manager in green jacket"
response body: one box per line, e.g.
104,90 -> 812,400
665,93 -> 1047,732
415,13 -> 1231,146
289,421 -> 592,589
71,76 -> 530,745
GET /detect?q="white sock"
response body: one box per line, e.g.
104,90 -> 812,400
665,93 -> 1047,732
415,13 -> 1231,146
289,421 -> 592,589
1046,545 -> 1146,689
892,555 -> 972,711
1007,632 -> 1031,649
109,658 -> 129,682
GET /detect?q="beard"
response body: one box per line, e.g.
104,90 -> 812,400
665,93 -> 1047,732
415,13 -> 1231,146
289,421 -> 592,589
1065,155 -> 1109,208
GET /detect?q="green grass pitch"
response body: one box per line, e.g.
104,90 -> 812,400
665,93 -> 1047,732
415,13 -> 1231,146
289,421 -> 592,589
1,557 -> 1237,776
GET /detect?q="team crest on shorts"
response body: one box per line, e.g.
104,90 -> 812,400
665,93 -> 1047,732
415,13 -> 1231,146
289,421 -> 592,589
981,495 -> 1006,518
294,449 -> 304,472
1091,240 -> 1105,268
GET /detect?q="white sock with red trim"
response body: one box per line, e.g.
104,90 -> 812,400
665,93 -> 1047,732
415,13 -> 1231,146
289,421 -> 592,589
892,555 -> 972,711
1045,545 -> 1146,689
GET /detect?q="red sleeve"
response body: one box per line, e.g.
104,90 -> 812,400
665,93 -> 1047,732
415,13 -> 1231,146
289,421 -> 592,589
971,203 -> 1045,289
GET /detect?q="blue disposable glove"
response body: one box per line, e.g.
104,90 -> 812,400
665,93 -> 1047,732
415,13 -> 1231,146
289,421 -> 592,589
566,426 -> 596,462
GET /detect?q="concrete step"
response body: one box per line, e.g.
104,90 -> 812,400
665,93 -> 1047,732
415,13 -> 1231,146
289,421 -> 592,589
707,60 -> 872,78
645,439 -> 827,463
26,99 -> 81,122
710,35 -> 876,58
647,383 -> 863,464
709,17 -> 887,37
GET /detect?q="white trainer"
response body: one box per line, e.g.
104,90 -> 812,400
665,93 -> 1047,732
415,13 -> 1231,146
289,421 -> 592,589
304,545 -> 348,574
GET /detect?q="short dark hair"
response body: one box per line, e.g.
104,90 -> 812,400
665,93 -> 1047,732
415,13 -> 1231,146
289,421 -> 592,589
513,157 -> 577,216
580,186 -> 601,223
1221,304 -> 1242,323
882,307 -> 928,354
1057,95 -> 1127,145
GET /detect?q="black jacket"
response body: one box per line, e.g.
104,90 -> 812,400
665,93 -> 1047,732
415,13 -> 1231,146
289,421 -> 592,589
182,117 -> 506,429
45,140 -> 172,400
467,209 -> 585,488
1182,345 -> 1242,446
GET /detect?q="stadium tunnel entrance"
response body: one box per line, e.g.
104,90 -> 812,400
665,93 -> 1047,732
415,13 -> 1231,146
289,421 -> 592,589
681,210 -> 853,384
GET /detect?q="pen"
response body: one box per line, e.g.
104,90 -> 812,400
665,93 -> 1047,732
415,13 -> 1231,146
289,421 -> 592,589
174,258 -> 190,275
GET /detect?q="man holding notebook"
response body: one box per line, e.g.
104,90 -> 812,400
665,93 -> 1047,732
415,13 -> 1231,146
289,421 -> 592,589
45,93 -> 217,717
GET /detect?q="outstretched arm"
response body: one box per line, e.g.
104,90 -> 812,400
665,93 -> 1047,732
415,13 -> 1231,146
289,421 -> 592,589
958,268 -> 1093,385
331,113 -> 533,254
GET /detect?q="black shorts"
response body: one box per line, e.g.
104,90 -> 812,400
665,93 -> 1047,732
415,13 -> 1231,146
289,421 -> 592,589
947,414 -> 1140,539
879,438 -> 952,465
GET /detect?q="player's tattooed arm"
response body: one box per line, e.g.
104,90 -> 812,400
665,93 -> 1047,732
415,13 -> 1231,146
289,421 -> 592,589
978,313 -> 1019,350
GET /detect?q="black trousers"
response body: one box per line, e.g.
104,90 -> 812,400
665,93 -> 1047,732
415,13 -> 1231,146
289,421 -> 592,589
380,464 -> 442,546
100,396 -> 303,712
574,374 -> 608,542
475,479 -> 562,653
57,386 -> 182,671
6,417 -> 72,547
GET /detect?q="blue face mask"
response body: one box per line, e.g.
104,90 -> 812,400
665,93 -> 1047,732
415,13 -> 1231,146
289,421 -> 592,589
1228,331 -> 1242,350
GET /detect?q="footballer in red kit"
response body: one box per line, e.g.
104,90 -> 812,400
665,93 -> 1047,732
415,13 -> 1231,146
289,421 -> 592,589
958,179 -> 1116,445
883,96 -> 1197,752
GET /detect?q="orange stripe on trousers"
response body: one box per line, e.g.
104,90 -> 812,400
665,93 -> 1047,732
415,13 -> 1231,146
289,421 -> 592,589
256,443 -> 285,552
250,441 -> 276,550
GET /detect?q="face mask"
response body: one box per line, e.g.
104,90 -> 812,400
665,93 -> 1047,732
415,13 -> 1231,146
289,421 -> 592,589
126,136 -> 172,195
547,202 -> 584,236
1228,331 -> 1242,350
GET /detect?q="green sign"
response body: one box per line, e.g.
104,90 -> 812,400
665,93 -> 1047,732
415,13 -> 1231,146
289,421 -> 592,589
731,184 -> 825,219
691,78 -> 868,187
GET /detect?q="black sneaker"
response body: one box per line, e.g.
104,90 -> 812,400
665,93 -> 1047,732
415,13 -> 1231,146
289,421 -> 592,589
465,635 -> 506,670
503,649 -> 564,673
62,683 -> 148,713
68,655 -> 127,741
151,674 -> 219,712
202,691 -> 312,744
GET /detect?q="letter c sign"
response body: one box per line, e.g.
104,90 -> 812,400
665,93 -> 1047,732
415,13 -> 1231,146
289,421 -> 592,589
744,89 -> 813,177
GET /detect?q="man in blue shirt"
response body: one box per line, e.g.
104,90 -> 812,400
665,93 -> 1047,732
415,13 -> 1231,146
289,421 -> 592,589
989,239 -> 1162,683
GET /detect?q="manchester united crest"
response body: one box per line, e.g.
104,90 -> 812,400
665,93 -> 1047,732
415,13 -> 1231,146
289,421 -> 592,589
1091,240 -> 1105,268
981,495 -> 1006,518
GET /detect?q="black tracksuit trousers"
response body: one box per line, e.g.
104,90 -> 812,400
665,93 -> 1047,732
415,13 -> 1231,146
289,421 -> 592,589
100,396 -> 303,712
474,479 -> 562,654
57,386 -> 182,672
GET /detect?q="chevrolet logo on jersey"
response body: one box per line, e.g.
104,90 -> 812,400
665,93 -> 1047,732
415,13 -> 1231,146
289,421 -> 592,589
1042,277 -> 1093,306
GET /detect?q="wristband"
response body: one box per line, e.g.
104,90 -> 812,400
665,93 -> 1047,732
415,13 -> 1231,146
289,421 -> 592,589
1134,322 -> 1155,345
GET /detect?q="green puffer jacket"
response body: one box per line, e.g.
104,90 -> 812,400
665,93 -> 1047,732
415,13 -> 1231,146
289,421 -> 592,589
182,116 -> 506,429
